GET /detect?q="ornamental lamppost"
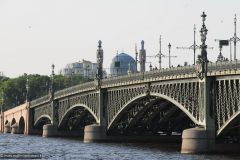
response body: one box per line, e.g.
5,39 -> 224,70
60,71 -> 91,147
50,64 -> 55,93
200,12 -> 208,59
1,91 -> 4,132
96,40 -> 103,80
1,91 -> 4,112
168,43 -> 172,68
197,12 -> 209,79
96,40 -> 104,89
50,64 -> 55,125
71,70 -> 74,86
26,75 -> 29,102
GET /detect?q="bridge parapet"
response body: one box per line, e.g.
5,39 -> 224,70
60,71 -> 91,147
208,60 -> 240,75
30,95 -> 49,108
54,81 -> 96,99
30,81 -> 96,108
102,65 -> 196,88
102,61 -> 240,88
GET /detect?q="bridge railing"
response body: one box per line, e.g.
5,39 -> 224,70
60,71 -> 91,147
54,81 -> 96,99
208,60 -> 240,73
102,65 -> 196,87
30,95 -> 49,107
30,81 -> 96,107
102,60 -> 240,87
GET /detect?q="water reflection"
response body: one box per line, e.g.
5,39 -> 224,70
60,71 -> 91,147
0,134 -> 239,160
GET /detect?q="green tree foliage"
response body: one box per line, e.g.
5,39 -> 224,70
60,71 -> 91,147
0,74 -> 88,110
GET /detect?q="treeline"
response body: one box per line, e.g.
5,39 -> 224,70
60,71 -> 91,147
0,74 -> 89,110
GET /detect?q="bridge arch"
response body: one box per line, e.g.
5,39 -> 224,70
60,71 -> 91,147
58,104 -> 98,130
217,110 -> 240,136
5,120 -> 9,125
34,115 -> 51,129
18,117 -> 25,134
11,118 -> 16,126
151,93 -> 199,124
108,92 -> 199,132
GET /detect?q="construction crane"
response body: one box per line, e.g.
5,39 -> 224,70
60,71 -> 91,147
229,14 -> 240,60
176,24 -> 213,65
147,35 -> 177,69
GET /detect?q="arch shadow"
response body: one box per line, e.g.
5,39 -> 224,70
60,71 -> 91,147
217,110 -> 240,136
58,104 -> 98,129
11,118 -> 16,126
5,120 -> 9,125
108,93 -> 199,130
18,117 -> 25,134
34,115 -> 51,129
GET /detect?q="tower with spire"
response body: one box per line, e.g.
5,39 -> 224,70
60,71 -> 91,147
139,40 -> 146,72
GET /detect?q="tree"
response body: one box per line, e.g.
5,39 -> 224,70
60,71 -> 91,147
0,74 -> 88,110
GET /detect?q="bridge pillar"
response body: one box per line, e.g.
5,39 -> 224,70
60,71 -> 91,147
42,65 -> 59,137
84,124 -> 107,142
11,123 -> 19,134
4,122 -> 10,133
181,77 -> 216,153
42,124 -> 58,137
24,102 -> 30,135
0,113 -> 4,133
26,105 -> 36,135
181,127 -> 215,153
42,100 -> 58,137
84,88 -> 108,142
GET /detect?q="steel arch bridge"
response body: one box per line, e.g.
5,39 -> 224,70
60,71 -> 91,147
27,61 -> 240,138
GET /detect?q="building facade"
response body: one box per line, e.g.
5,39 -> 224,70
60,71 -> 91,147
59,59 -> 97,79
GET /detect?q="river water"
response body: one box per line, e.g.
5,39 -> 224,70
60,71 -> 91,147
0,134 -> 239,160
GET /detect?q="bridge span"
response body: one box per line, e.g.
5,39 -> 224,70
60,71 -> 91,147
1,60 -> 240,153
0,103 -> 29,134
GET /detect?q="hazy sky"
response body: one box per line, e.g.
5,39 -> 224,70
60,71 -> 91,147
0,0 -> 240,77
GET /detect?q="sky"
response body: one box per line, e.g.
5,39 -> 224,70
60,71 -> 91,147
0,0 -> 240,78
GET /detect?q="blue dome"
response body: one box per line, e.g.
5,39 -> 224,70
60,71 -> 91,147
110,53 -> 136,76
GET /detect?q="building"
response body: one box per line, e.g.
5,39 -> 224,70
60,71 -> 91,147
110,52 -> 137,76
139,40 -> 146,72
59,59 -> 97,79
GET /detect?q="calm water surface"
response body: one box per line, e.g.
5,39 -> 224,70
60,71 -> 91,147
0,134 -> 239,160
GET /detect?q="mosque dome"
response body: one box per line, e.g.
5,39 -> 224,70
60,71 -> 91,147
110,53 -> 137,76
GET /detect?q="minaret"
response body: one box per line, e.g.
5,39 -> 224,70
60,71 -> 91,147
139,40 -> 146,72
96,40 -> 104,80
135,44 -> 138,72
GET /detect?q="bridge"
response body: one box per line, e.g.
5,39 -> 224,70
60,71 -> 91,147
0,103 -> 29,134
1,12 -> 240,154
1,59 -> 240,153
